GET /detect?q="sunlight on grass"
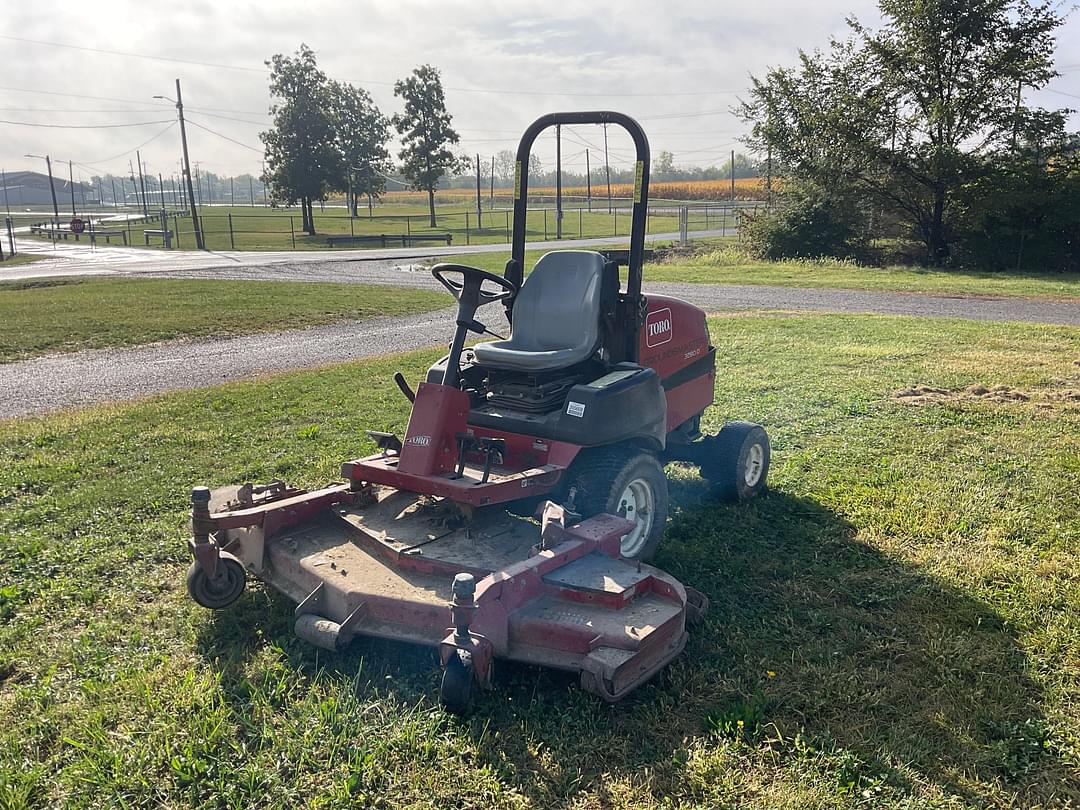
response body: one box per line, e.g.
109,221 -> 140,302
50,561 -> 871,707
0,313 -> 1077,806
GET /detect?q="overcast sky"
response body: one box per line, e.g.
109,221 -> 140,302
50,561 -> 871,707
2,0 -> 1078,185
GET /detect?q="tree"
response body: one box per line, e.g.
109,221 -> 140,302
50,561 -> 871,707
261,44 -> 342,235
494,149 -> 516,183
740,0 -> 1064,265
329,80 -> 391,218
654,150 -> 676,181
392,65 -> 464,227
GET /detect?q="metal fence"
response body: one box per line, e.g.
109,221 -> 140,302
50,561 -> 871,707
22,202 -> 765,252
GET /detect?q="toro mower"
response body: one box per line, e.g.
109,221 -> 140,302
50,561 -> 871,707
184,112 -> 770,713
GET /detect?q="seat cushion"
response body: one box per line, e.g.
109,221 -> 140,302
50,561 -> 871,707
473,250 -> 604,373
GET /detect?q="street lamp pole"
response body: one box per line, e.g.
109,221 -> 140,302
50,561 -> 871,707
68,159 -> 77,217
156,79 -> 204,249
25,153 -> 60,220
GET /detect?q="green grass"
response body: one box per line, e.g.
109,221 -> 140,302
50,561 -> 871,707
1,313 -> 1078,807
654,247 -> 1080,299
0,278 -> 446,363
437,247 -> 1080,300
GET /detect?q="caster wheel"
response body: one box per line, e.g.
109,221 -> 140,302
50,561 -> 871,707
440,650 -> 474,716
702,421 -> 770,501
186,556 -> 246,610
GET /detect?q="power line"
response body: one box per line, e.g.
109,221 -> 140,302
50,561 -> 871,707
0,106 -> 166,114
0,35 -> 266,73
185,118 -> 264,152
0,84 -> 174,108
0,117 -> 174,129
2,36 -> 742,99
80,122 -> 177,165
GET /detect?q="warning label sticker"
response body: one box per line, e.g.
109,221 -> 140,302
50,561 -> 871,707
566,401 -> 586,418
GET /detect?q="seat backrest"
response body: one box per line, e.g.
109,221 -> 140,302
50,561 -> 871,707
510,251 -> 604,353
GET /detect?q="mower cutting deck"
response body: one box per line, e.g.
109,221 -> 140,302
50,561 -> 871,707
184,111 -> 769,712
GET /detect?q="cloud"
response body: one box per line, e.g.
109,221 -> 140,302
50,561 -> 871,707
1,0 -> 1076,182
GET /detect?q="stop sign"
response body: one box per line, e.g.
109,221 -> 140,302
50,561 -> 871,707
70,218 -> 85,234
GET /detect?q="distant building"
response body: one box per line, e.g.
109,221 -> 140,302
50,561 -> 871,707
0,170 -> 94,208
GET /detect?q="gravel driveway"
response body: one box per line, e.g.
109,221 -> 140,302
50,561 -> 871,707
1,259 -> 1076,419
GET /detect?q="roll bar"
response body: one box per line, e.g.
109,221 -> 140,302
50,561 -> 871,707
505,112 -> 651,302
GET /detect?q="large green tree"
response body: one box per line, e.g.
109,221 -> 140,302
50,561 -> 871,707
330,80 -> 391,218
392,65 -> 463,227
740,0 -> 1064,265
261,44 -> 342,235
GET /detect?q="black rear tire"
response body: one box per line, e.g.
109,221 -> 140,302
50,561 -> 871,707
701,421 -> 770,501
186,556 -> 246,610
569,447 -> 669,561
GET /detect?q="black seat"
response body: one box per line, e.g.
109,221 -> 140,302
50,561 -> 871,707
472,251 -> 604,373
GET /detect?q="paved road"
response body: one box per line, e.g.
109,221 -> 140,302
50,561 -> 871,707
132,258 -> 1080,326
1,262 -> 1075,419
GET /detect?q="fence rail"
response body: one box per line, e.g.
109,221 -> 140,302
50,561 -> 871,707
22,202 -> 764,253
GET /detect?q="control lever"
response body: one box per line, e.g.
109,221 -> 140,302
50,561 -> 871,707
393,372 -> 415,402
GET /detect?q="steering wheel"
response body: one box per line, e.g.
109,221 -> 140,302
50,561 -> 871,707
431,263 -> 516,305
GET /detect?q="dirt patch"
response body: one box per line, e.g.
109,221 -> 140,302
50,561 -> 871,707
892,384 -> 1031,404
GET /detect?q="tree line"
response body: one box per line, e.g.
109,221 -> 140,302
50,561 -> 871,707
739,0 -> 1079,271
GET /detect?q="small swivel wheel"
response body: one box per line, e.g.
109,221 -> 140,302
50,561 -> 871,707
702,421 -> 770,501
440,650 -> 475,716
186,555 -> 246,609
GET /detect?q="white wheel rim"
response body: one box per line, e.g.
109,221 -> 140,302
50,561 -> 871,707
616,477 -> 655,557
744,442 -> 765,487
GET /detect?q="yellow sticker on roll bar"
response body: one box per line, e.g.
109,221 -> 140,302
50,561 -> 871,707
633,161 -> 644,203
514,161 -> 522,200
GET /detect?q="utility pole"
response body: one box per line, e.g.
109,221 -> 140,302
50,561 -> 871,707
1,168 -> 10,216
603,123 -> 612,214
26,154 -> 60,220
67,160 -> 77,216
489,155 -> 495,208
585,149 -> 591,212
766,144 -> 772,209
194,163 -> 203,206
156,79 -> 204,248
555,123 -> 562,239
475,153 -> 482,229
136,150 -> 149,216
1010,78 -> 1023,153
730,149 -> 736,203
249,175 -> 254,207
261,159 -> 267,206
110,176 -> 117,208
230,176 -> 234,207
159,173 -> 165,207
128,161 -> 139,210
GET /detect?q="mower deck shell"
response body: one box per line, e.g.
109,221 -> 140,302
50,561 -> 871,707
202,482 -> 694,701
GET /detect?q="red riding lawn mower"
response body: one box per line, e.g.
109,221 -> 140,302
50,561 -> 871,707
184,112 -> 770,713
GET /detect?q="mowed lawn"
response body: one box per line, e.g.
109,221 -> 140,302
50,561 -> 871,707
0,278 -> 447,363
441,248 -> 1080,301
0,313 -> 1078,807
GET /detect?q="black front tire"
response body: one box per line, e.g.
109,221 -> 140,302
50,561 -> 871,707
701,421 -> 770,501
186,557 -> 246,610
440,651 -> 475,715
570,447 -> 669,561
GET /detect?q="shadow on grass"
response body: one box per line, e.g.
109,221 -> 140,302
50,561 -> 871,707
195,480 -> 1077,805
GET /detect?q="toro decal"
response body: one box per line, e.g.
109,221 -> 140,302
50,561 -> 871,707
405,435 -> 432,447
645,307 -> 673,347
